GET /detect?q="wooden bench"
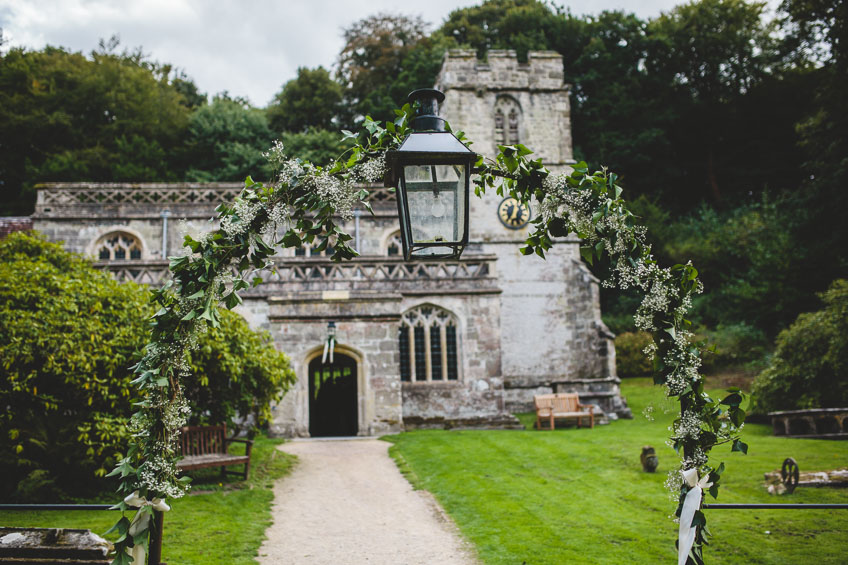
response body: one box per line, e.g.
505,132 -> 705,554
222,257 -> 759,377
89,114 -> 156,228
176,425 -> 253,480
534,393 -> 595,430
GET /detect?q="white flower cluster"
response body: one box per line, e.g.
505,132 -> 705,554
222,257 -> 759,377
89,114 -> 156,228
673,410 -> 703,440
354,154 -> 387,183
137,454 -> 189,499
682,448 -> 709,470
262,202 -> 291,239
263,140 -> 286,169
664,469 -> 684,499
540,174 -> 595,238
306,171 -> 358,221
634,269 -> 679,331
276,159 -> 305,188
220,198 -> 262,236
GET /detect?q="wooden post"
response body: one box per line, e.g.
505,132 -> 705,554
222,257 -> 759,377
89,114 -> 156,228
148,510 -> 165,565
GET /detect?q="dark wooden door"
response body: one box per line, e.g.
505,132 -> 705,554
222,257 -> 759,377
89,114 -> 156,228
308,353 -> 358,437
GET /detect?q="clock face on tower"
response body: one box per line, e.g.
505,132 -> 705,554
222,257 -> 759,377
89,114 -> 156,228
497,197 -> 532,229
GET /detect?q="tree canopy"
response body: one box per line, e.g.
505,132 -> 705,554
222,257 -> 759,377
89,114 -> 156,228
267,66 -> 343,134
0,232 -> 294,500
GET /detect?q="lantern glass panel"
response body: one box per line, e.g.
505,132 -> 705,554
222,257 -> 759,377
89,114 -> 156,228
402,164 -> 466,255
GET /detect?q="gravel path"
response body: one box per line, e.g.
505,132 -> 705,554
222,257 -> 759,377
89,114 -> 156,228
257,438 -> 479,565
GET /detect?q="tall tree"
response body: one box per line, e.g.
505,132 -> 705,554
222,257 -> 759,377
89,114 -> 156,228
441,0 -> 560,60
0,42 -> 193,215
267,66 -> 343,134
647,0 -> 779,204
184,94 -> 273,182
778,0 -> 848,291
336,13 -> 430,126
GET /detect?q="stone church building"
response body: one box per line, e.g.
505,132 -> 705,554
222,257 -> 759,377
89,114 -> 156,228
29,50 -> 631,437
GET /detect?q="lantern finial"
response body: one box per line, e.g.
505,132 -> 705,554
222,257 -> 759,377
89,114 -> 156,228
408,89 -> 446,132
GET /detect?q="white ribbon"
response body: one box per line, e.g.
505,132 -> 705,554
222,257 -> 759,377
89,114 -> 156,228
321,336 -> 335,364
124,491 -> 171,564
678,469 -> 712,565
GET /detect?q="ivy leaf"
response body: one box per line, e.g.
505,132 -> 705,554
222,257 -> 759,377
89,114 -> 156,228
105,516 -> 131,536
110,549 -> 134,565
281,230 -> 301,248
731,439 -> 749,454
515,144 -> 533,156
720,393 -> 743,407
579,246 -> 594,266
223,292 -> 242,310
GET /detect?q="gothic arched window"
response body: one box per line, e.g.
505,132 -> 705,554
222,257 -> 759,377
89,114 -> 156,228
494,96 -> 522,147
386,232 -> 403,257
398,305 -> 460,382
95,232 -> 142,261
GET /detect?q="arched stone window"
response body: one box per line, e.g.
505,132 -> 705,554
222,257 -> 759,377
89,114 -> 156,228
398,304 -> 460,382
386,231 -> 403,257
494,96 -> 521,146
95,232 -> 143,261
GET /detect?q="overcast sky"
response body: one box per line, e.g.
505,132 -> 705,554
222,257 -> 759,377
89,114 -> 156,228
1,0 -> 780,107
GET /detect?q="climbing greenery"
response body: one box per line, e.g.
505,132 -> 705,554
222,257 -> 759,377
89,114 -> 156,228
106,103 -> 745,564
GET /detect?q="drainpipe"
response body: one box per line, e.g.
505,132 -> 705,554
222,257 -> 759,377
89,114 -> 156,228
354,209 -> 361,253
161,210 -> 171,258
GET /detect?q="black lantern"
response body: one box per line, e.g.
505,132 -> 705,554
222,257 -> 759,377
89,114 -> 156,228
385,89 -> 477,261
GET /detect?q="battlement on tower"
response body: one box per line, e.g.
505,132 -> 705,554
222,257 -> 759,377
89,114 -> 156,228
435,49 -> 573,167
436,49 -> 567,92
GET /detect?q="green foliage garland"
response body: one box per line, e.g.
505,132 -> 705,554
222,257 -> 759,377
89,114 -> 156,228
106,103 -> 745,564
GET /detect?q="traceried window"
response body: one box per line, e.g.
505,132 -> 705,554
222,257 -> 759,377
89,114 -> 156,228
386,232 -> 403,256
399,305 -> 460,382
494,96 -> 521,146
95,232 -> 142,261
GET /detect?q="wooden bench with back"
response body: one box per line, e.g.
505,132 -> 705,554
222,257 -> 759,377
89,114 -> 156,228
534,393 -> 595,430
176,425 -> 253,480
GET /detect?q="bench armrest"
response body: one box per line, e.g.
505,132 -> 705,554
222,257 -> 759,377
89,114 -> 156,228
225,437 -> 254,457
577,403 -> 595,413
225,437 -> 253,445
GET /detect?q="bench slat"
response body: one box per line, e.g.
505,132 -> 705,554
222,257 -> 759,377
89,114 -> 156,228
177,425 -> 252,479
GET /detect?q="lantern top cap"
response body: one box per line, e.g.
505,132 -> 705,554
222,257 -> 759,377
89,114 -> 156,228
396,131 -> 475,156
408,88 -> 445,105
408,88 -> 446,132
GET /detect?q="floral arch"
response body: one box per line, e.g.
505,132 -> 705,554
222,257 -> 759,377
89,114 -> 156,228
106,108 -> 746,565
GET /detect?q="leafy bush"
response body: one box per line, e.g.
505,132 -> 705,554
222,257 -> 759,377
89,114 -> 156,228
696,323 -> 770,374
751,279 -> 848,413
0,232 -> 294,499
615,331 -> 653,377
186,315 -> 294,438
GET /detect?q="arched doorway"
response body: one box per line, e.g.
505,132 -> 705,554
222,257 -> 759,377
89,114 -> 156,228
308,352 -> 358,437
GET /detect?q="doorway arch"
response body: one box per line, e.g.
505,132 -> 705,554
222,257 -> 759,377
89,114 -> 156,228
307,350 -> 359,437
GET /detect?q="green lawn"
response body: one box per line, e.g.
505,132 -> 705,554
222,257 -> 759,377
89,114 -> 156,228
0,435 -> 295,565
386,378 -> 848,565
